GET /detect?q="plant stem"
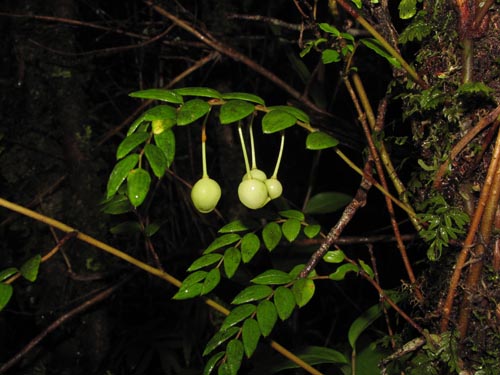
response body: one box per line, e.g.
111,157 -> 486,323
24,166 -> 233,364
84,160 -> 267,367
272,131 -> 285,178
249,116 -> 257,170
201,112 -> 210,178
237,122 -> 252,176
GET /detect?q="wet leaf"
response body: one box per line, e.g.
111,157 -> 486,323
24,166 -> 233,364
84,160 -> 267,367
144,144 -> 168,178
282,218 -> 301,242
20,254 -> 41,282
172,282 -> 203,300
106,154 -> 139,198
203,326 -> 239,356
0,268 -> 18,282
226,339 -> 244,375
188,253 -> 223,272
262,110 -> 296,134
256,300 -> 278,337
231,285 -> 273,305
220,304 -> 256,331
329,263 -> 359,281
323,250 -> 345,264
154,129 -> 175,168
305,131 -> 339,150
129,89 -> 183,104
279,210 -> 304,221
251,269 -> 293,285
204,234 -> 241,254
241,233 -> 260,263
242,318 -> 261,358
203,352 -> 225,375
201,268 -> 221,295
303,224 -> 321,239
262,222 -> 282,251
223,247 -> 241,279
292,278 -> 315,308
219,100 -> 255,124
274,286 -> 296,321
177,99 -> 211,126
266,106 -> 309,123
174,87 -> 222,99
127,168 -> 151,207
116,133 -> 149,159
221,92 -> 265,105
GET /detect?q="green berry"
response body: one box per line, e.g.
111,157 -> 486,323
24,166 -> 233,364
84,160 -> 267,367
265,178 -> 283,199
242,168 -> 267,182
238,179 -> 269,209
191,177 -> 221,213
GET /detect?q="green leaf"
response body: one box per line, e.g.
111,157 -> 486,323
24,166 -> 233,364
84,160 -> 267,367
116,133 -> 149,159
219,100 -> 255,124
231,285 -> 273,305
226,339 -> 244,375
20,254 -> 41,282
204,234 -> 241,254
203,326 -> 240,356
456,82 -> 494,96
318,23 -> 340,36
106,154 -> 139,198
256,300 -> 278,337
399,0 -> 417,19
262,222 -> 282,251
154,129 -> 175,168
292,278 -> 315,308
174,87 -> 222,99
360,39 -> 402,68
177,99 -> 211,126
306,131 -> 339,150
142,104 -> 178,124
221,92 -> 265,105
351,0 -> 362,8
218,363 -> 231,375
220,304 -> 256,331
266,106 -> 310,123
279,209 -> 304,221
0,267 -> 19,282
242,318 -> 261,358
144,144 -> 168,178
261,110 -> 297,134
223,247 -> 241,279
129,89 -> 183,104
304,192 -> 351,214
204,352 -> 225,375
218,220 -> 251,233
323,250 -> 346,264
322,49 -> 341,64
303,224 -> 321,239
273,286 -> 296,321
181,270 -> 207,286
347,299 -> 398,350
270,346 -> 349,372
109,221 -> 141,235
188,254 -> 223,272
282,218 -> 301,242
359,259 -> 374,279
0,283 -> 13,311
127,168 -> 151,207
241,233 -> 261,263
202,268 -> 221,295
101,195 -> 131,215
329,263 -> 359,280
399,12 -> 431,44
172,282 -> 203,300
251,269 -> 293,285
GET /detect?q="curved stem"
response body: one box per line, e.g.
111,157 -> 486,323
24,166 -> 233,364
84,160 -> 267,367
237,121 -> 252,176
272,131 -> 285,178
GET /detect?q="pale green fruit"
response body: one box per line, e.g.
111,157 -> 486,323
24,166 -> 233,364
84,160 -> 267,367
238,179 -> 269,209
242,168 -> 267,182
265,178 -> 283,199
191,177 -> 221,213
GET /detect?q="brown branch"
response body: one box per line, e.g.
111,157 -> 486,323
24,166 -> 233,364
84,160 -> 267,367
294,233 -> 417,246
433,104 -> 500,189
0,277 -> 130,374
440,126 -> 500,332
346,73 -> 423,301
299,159 -> 373,278
457,155 -> 500,337
144,0 -> 331,117
225,13 -> 313,31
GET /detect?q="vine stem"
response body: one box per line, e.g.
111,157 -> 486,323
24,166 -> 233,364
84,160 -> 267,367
0,197 -> 323,375
334,0 -> 427,89
249,117 -> 257,170
440,125 -> 500,332
201,112 -> 209,178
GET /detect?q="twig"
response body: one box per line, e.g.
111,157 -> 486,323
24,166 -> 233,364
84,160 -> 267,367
346,73 -> 423,301
299,159 -> 373,278
144,0 -> 331,117
333,0 -> 427,89
97,51 -> 219,146
433,103 -> 500,189
225,13 -> 313,31
0,197 -> 323,375
0,277 -> 130,374
440,125 -> 500,332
